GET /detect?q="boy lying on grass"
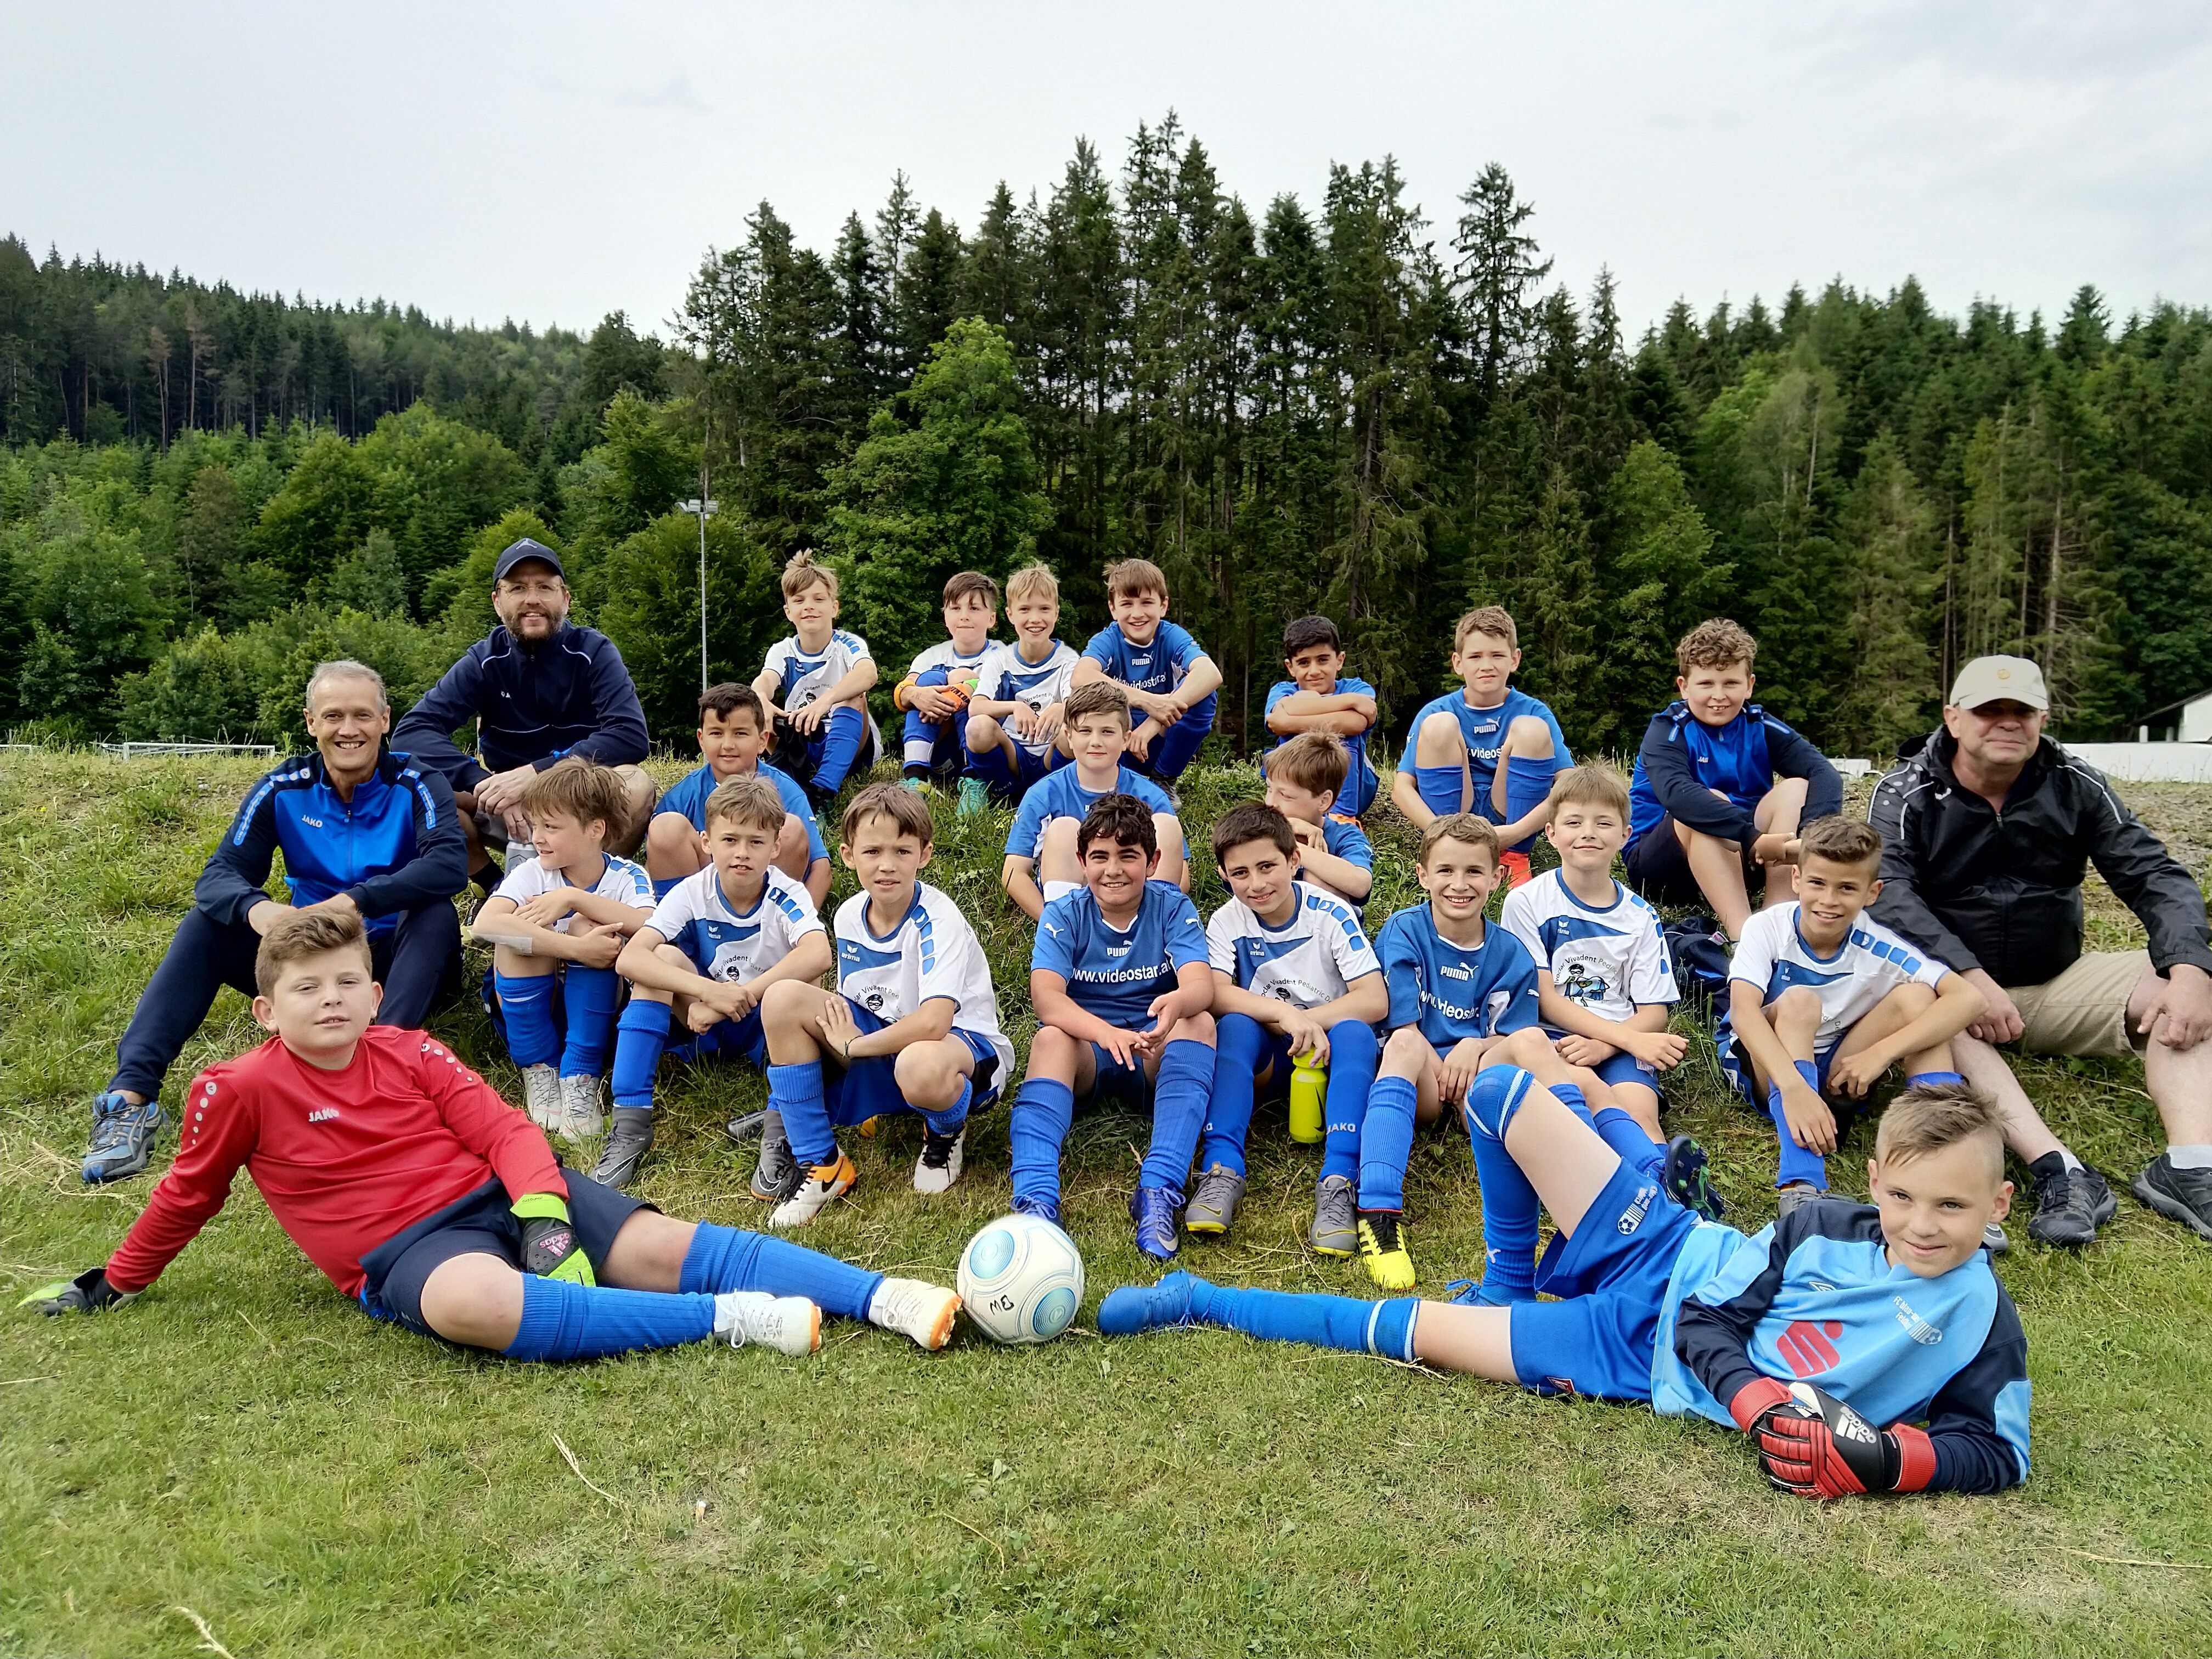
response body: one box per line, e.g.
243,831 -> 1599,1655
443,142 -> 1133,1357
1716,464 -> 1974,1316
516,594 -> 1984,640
27,910 -> 960,1359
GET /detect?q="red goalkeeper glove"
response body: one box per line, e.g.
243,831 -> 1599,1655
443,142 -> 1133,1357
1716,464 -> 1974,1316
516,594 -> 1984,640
1729,1378 -> 1935,1499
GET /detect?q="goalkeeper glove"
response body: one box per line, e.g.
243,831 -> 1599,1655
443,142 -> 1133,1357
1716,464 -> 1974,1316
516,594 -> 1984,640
21,1267 -> 140,1316
512,1193 -> 596,1286
1730,1376 -> 1934,1499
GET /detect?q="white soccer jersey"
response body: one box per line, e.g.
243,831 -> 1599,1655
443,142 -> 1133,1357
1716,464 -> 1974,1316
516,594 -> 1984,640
645,864 -> 825,983
1729,902 -> 1948,1052
764,628 -> 872,712
1206,881 -> 1381,1011
972,641 -> 1080,755
833,883 -> 1015,1076
1499,869 -> 1677,1025
906,640 -> 994,685
493,853 -> 652,935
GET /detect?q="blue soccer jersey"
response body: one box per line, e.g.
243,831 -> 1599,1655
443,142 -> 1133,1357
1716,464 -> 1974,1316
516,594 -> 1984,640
1375,904 -> 1541,1048
1409,687 -> 1572,816
1628,701 -> 1842,853
659,760 -> 828,865
1265,675 -> 1380,810
1081,620 -> 1218,716
644,864 -> 824,983
1005,764 -> 1176,862
1033,879 -> 1209,1029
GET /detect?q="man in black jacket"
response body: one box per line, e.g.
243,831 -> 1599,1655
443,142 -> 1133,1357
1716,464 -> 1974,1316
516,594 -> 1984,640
393,539 -> 654,884
81,661 -> 467,1184
1870,656 -> 2212,1246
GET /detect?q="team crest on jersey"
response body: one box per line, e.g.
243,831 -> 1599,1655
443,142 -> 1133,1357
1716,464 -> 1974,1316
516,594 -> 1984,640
861,988 -> 889,1013
1892,1296 -> 1944,1345
1616,1183 -> 1655,1234
1558,962 -> 1607,1007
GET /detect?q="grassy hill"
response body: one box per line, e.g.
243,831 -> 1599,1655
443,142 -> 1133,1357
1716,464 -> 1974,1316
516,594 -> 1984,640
4,751 -> 2210,1656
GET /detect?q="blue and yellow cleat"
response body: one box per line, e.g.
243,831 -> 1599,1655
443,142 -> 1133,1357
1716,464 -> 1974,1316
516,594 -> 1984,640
1097,1269 -> 1202,1337
82,1092 -> 166,1184
1129,1184 -> 1182,1261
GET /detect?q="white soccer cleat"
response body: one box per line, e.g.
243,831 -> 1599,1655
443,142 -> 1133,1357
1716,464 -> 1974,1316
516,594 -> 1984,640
521,1064 -> 563,1131
769,1153 -> 857,1228
868,1276 -> 962,1350
912,1125 -> 966,1195
713,1290 -> 821,1357
560,1072 -> 606,1140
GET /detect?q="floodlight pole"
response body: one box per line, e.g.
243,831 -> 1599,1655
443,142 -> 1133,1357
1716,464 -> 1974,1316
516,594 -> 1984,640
677,490 -> 720,691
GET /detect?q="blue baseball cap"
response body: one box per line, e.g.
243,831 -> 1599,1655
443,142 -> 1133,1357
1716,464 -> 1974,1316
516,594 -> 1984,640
492,538 -> 565,584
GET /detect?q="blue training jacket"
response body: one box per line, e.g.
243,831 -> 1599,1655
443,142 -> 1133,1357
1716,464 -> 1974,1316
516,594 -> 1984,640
1627,701 -> 1842,853
196,748 -> 466,939
392,623 -> 649,791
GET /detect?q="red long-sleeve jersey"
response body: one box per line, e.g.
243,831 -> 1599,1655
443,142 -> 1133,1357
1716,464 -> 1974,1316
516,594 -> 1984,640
104,1027 -> 566,1299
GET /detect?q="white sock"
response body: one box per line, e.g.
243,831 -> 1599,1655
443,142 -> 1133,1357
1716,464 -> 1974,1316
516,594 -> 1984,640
2166,1144 -> 2212,1170
2059,1148 -> 2084,1173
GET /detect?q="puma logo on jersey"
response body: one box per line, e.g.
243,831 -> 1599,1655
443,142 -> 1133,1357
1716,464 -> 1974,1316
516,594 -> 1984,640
1440,963 -> 1472,981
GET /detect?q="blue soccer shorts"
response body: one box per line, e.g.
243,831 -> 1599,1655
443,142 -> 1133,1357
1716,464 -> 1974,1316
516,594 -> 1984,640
822,1002 -> 1005,1124
1717,1025 -> 1837,1113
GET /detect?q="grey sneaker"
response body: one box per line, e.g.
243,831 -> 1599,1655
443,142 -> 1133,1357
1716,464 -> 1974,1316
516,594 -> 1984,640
559,1071 -> 606,1139
1310,1173 -> 1358,1257
521,1064 -> 563,1131
2134,1154 -> 2212,1243
82,1092 -> 166,1184
2025,1160 -> 2116,1248
1981,1219 -> 2011,1256
1775,1183 -> 1823,1222
590,1108 -> 655,1188
750,1113 -> 802,1202
1183,1164 -> 1246,1237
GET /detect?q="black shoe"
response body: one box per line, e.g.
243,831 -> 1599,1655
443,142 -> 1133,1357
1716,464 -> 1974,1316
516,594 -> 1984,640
2132,1154 -> 2212,1243
1662,1134 -> 1728,1222
2025,1156 -> 2117,1248
724,1109 -> 768,1147
750,1122 -> 803,1203
590,1108 -> 655,1188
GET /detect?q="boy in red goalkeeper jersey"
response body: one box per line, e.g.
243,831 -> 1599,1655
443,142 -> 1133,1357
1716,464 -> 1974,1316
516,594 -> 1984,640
28,910 -> 960,1359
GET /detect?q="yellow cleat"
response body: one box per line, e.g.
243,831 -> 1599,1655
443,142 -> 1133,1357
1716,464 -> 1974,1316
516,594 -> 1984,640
1357,1212 -> 1415,1291
856,1115 -> 881,1139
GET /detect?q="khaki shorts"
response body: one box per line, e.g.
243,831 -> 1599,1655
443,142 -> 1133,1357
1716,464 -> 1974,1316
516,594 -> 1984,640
2007,951 -> 2152,1058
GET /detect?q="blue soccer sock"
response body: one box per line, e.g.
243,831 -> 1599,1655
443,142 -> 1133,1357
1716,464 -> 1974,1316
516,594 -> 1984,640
1769,1059 -> 1829,1189
1184,1277 -> 1420,1360
494,970 -> 559,1068
769,1060 -> 837,1167
1145,709 -> 1211,783
1412,764 -> 1467,819
902,706 -> 944,772
651,874 -> 682,901
1200,1014 -> 1273,1178
1008,1077 -> 1076,1208
1138,1039 -> 1213,1190
558,965 -> 620,1078
923,1078 -> 973,1139
1502,753 -> 1562,851
1906,1070 -> 1966,1088
501,1275 -> 716,1361
812,706 -> 866,794
1357,1073 -> 1420,1214
610,998 -> 673,1110
1592,1105 -> 1666,1181
1320,1021 -> 1380,1186
1464,1066 -> 1542,1305
678,1220 -> 881,1319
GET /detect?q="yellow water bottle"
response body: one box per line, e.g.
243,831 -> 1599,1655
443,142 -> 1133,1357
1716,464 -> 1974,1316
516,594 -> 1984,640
1289,1052 -> 1328,1144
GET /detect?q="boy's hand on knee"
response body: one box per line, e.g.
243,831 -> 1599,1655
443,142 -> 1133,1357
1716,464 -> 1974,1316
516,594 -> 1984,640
1625,1029 -> 1689,1070
1779,1081 -> 1836,1154
1440,1039 -> 1486,1103
1556,1034 -> 1617,1067
513,1194 -> 596,1287
1826,1048 -> 1889,1099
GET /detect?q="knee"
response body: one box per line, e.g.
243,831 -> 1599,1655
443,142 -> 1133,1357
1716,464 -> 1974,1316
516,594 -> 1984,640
894,1044 -> 960,1106
1415,713 -> 1462,765
1499,1026 -> 1555,1070
966,713 -> 1000,746
1026,1026 -> 1076,1073
1773,986 -> 1822,1023
776,815 -> 809,860
1330,1019 -> 1379,1062
647,811 -> 696,857
1175,1010 -> 1216,1047
760,978 -> 816,1024
1505,715 -> 1555,757
416,1252 -> 523,1351
1383,1025 -> 1430,1074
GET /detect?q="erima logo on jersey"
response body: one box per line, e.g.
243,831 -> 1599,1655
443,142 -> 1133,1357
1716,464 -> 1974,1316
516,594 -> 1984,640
1892,1296 -> 1944,1345
1616,1184 -> 1655,1234
307,1107 -> 340,1123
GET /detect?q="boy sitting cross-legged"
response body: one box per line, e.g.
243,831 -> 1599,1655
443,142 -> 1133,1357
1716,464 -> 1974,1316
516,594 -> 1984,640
1720,816 -> 1987,1223
471,758 -> 655,1142
753,550 -> 881,812
31,909 -> 963,1359
1069,557 -> 1222,791
1000,681 -> 1186,923
1263,614 -> 1381,818
601,777 -> 836,1192
1626,618 -> 1842,941
1391,605 -> 1571,890
646,682 -> 833,909
1101,1076 -> 2031,1500
1262,732 -> 1375,910
895,569 -> 1000,789
1197,805 -> 1388,1247
1008,793 -> 1217,1260
760,783 -> 1017,1226
960,562 -> 1081,814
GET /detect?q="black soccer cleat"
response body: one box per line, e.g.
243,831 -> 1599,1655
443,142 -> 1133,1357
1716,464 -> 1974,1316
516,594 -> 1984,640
1663,1134 -> 1728,1223
590,1108 -> 656,1189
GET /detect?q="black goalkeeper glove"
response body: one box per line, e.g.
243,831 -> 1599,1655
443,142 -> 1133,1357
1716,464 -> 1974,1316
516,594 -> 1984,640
512,1194 -> 596,1286
22,1268 -> 140,1316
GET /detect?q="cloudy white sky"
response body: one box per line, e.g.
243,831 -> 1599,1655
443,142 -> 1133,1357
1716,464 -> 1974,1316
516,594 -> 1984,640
6,1 -> 2209,340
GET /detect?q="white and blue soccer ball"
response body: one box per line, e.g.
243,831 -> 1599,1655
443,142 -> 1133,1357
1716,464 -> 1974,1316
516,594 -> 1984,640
957,1213 -> 1084,1345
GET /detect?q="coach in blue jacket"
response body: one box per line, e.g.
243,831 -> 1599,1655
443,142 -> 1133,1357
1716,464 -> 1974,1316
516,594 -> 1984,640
81,661 -> 468,1183
392,538 -> 653,882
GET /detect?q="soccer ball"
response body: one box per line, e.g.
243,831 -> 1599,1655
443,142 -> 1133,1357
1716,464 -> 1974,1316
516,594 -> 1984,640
957,1214 -> 1084,1345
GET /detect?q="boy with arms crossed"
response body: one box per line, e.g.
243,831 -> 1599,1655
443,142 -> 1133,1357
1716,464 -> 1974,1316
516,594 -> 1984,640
961,563 -> 1081,812
1101,1076 -> 2031,1500
1262,732 -> 1375,910
1263,615 -> 1381,818
895,570 -> 999,789
1008,795 -> 1217,1260
604,777 -> 836,1192
645,682 -> 832,907
1000,681 -> 1185,923
760,785 -> 1016,1226
1069,557 -> 1222,789
32,910 -> 961,1357
753,550 -> 880,811
1200,805 -> 1388,1248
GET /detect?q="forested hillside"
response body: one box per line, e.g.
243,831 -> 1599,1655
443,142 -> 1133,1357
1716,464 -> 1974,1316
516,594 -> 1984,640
7,116 -> 2211,755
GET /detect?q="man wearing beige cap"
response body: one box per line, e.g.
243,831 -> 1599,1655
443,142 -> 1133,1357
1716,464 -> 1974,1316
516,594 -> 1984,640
1870,654 -> 2212,1247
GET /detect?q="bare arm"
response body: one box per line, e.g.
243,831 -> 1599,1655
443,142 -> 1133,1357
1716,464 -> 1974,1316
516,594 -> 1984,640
1539,982 -> 1685,1069
1032,968 -> 1132,1050
750,669 -> 785,718
471,896 -> 622,966
1266,691 -> 1376,737
1001,855 -> 1046,922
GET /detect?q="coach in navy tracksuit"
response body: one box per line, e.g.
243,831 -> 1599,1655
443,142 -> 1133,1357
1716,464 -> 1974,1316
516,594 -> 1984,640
82,661 -> 468,1183
393,538 -> 653,881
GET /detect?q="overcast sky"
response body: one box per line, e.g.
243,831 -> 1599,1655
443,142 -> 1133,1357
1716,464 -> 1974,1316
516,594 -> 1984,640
6,1 -> 2208,341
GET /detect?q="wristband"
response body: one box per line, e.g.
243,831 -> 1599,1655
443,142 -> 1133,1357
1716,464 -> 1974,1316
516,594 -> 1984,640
1728,1375 -> 1793,1432
511,1192 -> 572,1224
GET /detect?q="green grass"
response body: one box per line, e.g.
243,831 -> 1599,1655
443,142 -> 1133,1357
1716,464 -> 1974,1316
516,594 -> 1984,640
4,750 -> 2211,1657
